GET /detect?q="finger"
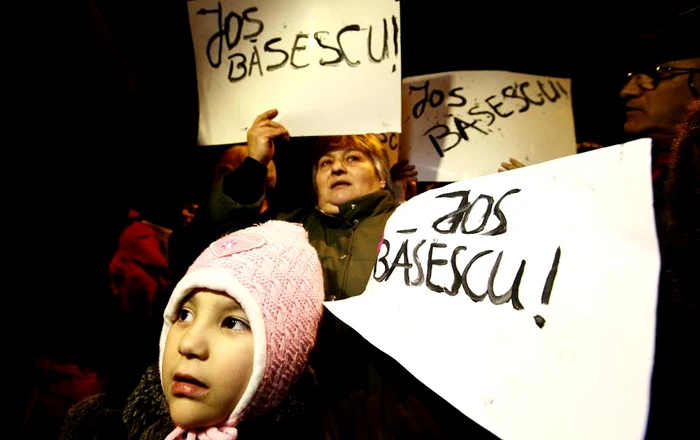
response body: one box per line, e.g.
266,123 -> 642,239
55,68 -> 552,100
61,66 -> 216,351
253,109 -> 279,125
251,123 -> 288,135
257,120 -> 290,138
397,163 -> 416,171
391,160 -> 408,172
260,126 -> 289,140
500,162 -> 513,170
510,158 -> 525,167
394,173 -> 418,181
260,120 -> 286,128
407,180 -> 418,199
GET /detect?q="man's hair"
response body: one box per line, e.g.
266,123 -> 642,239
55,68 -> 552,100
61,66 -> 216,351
652,7 -> 699,64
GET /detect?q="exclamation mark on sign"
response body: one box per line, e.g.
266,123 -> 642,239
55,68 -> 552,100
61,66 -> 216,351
533,246 -> 562,329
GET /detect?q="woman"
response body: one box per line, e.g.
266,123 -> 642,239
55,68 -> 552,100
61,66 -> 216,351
169,109 -> 457,439
203,108 -> 410,301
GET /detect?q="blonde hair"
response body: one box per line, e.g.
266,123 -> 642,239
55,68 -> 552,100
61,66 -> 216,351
310,134 -> 392,193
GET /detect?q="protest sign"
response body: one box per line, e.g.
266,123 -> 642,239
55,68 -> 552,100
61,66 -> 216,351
326,138 -> 659,440
187,0 -> 402,145
401,70 -> 576,181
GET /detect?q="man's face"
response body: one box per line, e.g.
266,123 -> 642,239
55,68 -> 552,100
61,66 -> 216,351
620,57 -> 699,142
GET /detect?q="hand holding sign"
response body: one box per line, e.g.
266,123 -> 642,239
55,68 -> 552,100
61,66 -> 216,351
498,157 -> 526,173
188,0 -> 402,145
391,160 -> 418,203
401,70 -> 576,181
247,109 -> 289,165
576,142 -> 605,153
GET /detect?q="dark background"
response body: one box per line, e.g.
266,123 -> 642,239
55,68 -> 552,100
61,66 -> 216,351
19,0 -> 697,433
48,0 -> 700,201
54,0 -> 698,209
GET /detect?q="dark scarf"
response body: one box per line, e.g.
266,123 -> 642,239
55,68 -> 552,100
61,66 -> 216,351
60,364 -> 323,440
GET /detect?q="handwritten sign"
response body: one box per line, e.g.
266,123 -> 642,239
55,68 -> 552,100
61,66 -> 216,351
401,70 -> 577,181
375,131 -> 400,166
187,0 -> 402,146
326,138 -> 659,440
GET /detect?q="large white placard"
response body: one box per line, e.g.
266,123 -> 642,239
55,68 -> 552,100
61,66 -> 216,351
326,139 -> 659,440
187,0 -> 402,146
401,70 -> 577,181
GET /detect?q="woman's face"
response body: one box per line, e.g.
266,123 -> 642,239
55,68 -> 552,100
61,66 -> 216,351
315,147 -> 385,214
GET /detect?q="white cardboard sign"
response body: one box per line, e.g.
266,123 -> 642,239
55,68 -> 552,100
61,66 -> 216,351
401,70 -> 577,181
187,0 -> 402,146
326,139 -> 659,440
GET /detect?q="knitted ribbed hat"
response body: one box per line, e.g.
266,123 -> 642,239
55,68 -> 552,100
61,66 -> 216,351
159,220 -> 324,439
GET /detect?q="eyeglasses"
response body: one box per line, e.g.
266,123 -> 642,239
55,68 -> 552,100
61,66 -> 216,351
625,65 -> 699,97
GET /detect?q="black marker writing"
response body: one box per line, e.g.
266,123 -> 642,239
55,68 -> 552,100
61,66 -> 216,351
373,236 -> 560,313
373,189 -> 563,326
540,246 -> 561,305
290,33 -> 309,69
264,38 -> 289,71
409,79 -> 570,157
431,189 -> 521,236
197,2 -> 400,81
534,315 -> 546,328
377,132 -> 399,151
198,4 -> 264,68
368,19 -> 389,63
314,31 -> 343,65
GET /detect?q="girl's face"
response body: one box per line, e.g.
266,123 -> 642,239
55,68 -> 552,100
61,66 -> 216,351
162,289 -> 254,429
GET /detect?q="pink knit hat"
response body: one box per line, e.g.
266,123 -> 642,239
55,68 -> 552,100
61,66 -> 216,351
159,220 -> 324,440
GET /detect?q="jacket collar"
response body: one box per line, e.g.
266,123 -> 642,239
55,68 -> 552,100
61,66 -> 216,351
315,190 -> 396,226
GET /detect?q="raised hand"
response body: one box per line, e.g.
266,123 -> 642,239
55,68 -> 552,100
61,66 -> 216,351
391,160 -> 419,203
498,157 -> 526,173
247,109 -> 290,165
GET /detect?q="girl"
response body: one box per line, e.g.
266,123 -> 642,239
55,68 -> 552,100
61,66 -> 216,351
61,220 -> 325,439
